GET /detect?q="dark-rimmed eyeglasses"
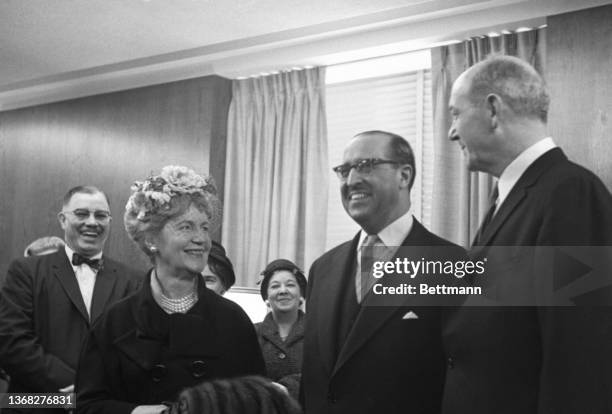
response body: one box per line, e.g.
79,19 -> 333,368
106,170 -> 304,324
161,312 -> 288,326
332,158 -> 400,181
62,209 -> 112,223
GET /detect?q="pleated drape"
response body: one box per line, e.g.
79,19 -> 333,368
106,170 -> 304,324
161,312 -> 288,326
223,67 -> 329,286
429,28 -> 546,247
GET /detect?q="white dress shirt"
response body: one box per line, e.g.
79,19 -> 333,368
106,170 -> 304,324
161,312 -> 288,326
64,244 -> 101,319
495,137 -> 557,214
355,210 -> 414,302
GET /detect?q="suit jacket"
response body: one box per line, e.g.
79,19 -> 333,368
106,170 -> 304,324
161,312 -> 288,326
442,148 -> 612,414
302,219 -> 467,414
75,271 -> 265,414
0,250 -> 142,397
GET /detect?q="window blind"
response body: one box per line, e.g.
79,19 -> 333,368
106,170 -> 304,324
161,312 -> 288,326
324,69 -> 433,250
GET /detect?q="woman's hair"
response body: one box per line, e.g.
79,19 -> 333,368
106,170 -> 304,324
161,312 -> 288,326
259,259 -> 307,301
124,166 -> 222,261
169,376 -> 302,414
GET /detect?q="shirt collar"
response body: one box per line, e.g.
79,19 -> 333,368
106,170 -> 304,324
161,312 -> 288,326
358,209 -> 413,248
497,137 -> 557,209
64,243 -> 103,267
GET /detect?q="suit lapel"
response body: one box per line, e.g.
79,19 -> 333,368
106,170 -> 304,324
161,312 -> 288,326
474,148 -> 567,250
90,259 -> 118,324
51,250 -> 89,322
333,220 -> 429,375
476,187 -> 527,248
317,236 -> 359,377
333,302 -> 399,377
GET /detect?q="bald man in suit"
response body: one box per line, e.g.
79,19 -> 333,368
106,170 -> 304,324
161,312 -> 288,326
444,55 -> 612,414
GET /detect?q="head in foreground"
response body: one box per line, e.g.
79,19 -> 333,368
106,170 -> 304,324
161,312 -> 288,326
167,376 -> 302,414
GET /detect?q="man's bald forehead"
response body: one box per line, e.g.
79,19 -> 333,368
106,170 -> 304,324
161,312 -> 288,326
350,131 -> 394,153
353,130 -> 395,140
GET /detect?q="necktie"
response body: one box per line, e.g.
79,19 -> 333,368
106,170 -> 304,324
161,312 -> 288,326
72,253 -> 104,271
356,234 -> 383,303
473,184 -> 499,245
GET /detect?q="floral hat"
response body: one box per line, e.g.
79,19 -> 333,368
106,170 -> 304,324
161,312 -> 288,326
125,165 -> 222,228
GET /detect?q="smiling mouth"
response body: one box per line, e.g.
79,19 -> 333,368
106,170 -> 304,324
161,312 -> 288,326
80,231 -> 100,238
348,191 -> 369,201
185,250 -> 205,256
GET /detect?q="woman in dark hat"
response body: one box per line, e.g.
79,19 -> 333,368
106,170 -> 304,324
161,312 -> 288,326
202,241 -> 236,295
255,259 -> 307,399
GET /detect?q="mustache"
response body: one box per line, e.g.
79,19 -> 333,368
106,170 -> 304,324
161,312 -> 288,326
342,183 -> 370,194
77,224 -> 104,234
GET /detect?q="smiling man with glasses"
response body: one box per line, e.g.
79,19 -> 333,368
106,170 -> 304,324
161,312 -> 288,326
0,186 -> 141,412
59,188 -> 113,261
302,130 -> 468,414
334,143 -> 415,236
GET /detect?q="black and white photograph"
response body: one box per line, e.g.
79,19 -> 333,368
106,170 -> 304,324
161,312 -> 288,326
1,1 -> 611,413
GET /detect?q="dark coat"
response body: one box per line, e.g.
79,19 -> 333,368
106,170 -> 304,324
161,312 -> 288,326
75,271 -> 266,414
301,219 -> 468,414
255,310 -> 304,398
442,149 -> 612,414
0,250 -> 141,394
255,310 -> 304,381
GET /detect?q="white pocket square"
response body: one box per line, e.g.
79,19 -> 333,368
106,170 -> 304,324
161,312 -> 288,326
402,311 -> 419,320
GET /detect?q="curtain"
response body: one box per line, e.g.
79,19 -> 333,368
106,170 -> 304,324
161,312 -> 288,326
430,28 -> 546,247
222,67 -> 328,287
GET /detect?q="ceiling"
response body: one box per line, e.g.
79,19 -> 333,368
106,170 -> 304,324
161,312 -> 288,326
0,0 -> 609,110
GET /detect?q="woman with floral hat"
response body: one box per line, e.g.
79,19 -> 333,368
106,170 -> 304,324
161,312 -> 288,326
76,166 -> 265,414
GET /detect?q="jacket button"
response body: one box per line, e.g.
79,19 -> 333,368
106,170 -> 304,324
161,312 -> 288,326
278,352 -> 286,359
151,364 -> 167,382
191,360 -> 206,378
447,357 -> 455,368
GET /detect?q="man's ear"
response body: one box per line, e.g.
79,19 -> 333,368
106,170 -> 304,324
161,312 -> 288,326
486,93 -> 502,129
58,212 -> 67,230
399,164 -> 413,189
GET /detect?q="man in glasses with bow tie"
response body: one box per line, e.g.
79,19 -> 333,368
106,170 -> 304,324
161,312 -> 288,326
0,186 -> 141,413
301,131 -> 467,414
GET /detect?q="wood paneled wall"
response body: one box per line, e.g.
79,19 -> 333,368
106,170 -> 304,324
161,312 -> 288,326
0,76 -> 231,279
547,5 -> 612,191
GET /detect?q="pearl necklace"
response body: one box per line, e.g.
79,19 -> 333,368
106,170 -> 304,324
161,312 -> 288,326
154,270 -> 198,314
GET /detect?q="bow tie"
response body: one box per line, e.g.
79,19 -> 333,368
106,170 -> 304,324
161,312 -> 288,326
72,253 -> 103,271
